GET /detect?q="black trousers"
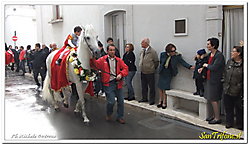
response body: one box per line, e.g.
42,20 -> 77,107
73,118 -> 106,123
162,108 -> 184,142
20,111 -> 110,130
223,94 -> 243,128
141,72 -> 155,103
33,67 -> 46,87
195,77 -> 204,92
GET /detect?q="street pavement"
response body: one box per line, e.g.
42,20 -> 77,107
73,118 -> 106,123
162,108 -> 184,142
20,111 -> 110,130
3,69 -> 243,143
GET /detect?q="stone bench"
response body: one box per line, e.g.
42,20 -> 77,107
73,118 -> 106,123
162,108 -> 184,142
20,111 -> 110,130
165,89 -> 208,120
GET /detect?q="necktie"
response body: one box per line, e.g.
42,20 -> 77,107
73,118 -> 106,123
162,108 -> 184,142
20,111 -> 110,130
143,49 -> 146,58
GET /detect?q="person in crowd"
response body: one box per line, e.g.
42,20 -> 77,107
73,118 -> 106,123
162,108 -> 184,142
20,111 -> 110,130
98,41 -> 107,57
94,41 -> 107,96
26,45 -> 33,73
5,43 -> 8,51
138,38 -> 159,105
223,46 -> 243,129
157,43 -> 194,109
106,37 -> 120,58
19,46 -> 26,76
123,43 -> 137,101
193,48 -> 208,97
42,44 -> 50,56
198,37 -> 225,124
9,45 -> 16,71
91,44 -> 128,124
30,43 -> 47,90
5,43 -> 14,67
13,45 -> 20,72
49,43 -> 53,52
51,43 -> 59,52
56,26 -> 82,65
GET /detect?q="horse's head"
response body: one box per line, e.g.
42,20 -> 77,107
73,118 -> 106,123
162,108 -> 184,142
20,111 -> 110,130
81,25 -> 99,58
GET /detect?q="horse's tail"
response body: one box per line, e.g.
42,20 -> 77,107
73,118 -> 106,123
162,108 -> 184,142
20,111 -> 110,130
42,73 -> 54,104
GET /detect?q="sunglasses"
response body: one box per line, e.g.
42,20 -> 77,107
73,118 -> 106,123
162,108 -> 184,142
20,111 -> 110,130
170,50 -> 176,52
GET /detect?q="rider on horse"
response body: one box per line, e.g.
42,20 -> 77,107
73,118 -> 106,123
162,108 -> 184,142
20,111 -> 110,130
56,26 -> 82,65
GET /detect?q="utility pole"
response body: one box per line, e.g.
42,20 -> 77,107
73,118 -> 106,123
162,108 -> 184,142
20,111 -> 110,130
14,31 -> 16,48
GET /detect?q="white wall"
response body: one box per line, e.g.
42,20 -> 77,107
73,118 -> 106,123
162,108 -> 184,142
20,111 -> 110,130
5,5 -> 37,49
132,5 -> 209,93
37,4 -> 223,100
36,5 -> 101,48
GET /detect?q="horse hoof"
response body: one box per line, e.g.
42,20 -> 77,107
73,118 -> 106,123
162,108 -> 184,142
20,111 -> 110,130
74,109 -> 80,115
63,103 -> 69,108
83,118 -> 90,123
54,108 -> 60,111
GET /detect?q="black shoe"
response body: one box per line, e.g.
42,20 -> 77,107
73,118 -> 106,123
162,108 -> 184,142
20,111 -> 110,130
138,99 -> 148,103
225,124 -> 233,129
128,97 -> 135,101
205,116 -> 214,121
193,91 -> 200,95
124,97 -> 129,100
199,91 -> 204,97
149,102 -> 155,105
157,101 -> 163,108
162,104 -> 167,109
208,119 -> 222,124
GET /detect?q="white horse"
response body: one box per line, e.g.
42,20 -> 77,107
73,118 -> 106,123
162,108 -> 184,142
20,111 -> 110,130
42,25 -> 99,123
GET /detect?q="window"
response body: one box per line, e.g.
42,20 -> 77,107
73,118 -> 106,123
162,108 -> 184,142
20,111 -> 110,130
49,5 -> 63,24
174,18 -> 188,36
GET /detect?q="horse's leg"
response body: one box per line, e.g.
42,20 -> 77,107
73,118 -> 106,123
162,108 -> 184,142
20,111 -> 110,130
75,81 -> 89,123
53,91 -> 62,111
61,86 -> 72,108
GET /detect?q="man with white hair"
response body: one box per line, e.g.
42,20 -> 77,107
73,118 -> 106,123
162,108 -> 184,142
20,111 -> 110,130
51,43 -> 59,52
139,38 -> 159,105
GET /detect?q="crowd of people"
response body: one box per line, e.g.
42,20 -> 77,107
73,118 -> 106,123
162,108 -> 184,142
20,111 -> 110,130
5,27 -> 243,129
5,42 -> 58,89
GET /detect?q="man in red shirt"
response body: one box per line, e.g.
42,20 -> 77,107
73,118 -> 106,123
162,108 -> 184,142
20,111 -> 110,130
19,46 -> 26,76
91,44 -> 128,124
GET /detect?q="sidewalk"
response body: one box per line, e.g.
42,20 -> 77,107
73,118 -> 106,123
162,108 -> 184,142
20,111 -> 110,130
24,72 -> 244,138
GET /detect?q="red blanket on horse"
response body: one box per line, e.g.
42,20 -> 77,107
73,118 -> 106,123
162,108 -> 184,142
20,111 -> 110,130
51,46 -> 71,91
50,47 -> 95,96
5,50 -> 14,65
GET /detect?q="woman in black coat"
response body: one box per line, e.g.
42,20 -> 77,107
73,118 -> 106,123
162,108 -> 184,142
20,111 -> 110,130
123,43 -> 137,101
198,38 -> 225,124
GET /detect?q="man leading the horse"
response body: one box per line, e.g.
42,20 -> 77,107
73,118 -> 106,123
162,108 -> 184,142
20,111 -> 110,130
56,26 -> 82,65
91,44 -> 128,124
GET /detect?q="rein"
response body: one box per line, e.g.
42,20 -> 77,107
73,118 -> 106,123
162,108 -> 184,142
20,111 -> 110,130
90,58 -> 124,85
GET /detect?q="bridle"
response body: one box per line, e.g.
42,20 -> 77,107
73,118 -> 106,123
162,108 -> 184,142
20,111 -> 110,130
83,36 -> 95,56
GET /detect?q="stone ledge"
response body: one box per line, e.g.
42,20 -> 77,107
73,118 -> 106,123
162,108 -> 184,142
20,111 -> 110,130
166,89 -> 207,103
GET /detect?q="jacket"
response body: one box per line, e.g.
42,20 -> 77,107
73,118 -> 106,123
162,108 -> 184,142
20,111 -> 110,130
206,50 -> 225,84
139,46 -> 159,74
193,56 -> 208,79
30,49 -> 47,69
91,55 -> 128,89
159,52 -> 192,77
223,59 -> 243,96
123,51 -> 137,71
19,49 -> 26,61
